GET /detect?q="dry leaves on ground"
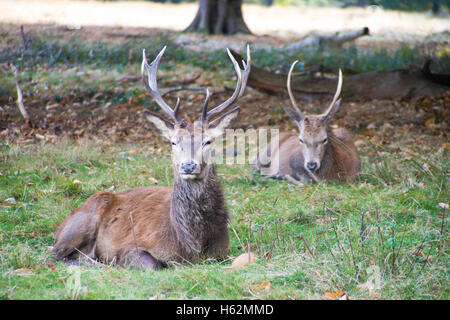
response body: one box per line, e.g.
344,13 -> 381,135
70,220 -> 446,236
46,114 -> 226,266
323,291 -> 351,300
250,281 -> 271,292
231,252 -> 257,270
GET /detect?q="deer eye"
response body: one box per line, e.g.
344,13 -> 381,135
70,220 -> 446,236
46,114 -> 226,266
171,142 -> 176,146
299,138 -> 304,144
322,138 -> 328,144
203,140 -> 212,146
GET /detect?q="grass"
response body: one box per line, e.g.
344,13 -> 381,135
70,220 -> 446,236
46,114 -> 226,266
0,9 -> 448,299
2,28 -> 448,72
0,136 -> 448,300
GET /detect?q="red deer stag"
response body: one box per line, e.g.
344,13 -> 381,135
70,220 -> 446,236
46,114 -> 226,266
253,61 -> 360,184
53,46 -> 251,269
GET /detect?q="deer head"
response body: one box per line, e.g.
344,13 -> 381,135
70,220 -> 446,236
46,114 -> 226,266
142,46 -> 251,180
283,61 -> 343,172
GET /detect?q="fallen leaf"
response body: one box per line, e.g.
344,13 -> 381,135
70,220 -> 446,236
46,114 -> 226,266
12,268 -> 35,277
359,129 -> 376,136
324,291 -> 347,300
231,252 -> 257,270
47,263 -> 56,271
414,251 -> 426,257
425,118 -> 435,128
250,281 -> 270,292
240,244 -> 257,251
369,289 -> 381,299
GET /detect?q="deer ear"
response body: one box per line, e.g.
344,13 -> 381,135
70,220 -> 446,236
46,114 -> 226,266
145,111 -> 174,140
323,98 -> 341,123
207,107 -> 240,138
282,105 -> 304,126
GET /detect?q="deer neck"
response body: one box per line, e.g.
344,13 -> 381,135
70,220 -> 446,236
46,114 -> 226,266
316,132 -> 334,177
170,164 -> 226,260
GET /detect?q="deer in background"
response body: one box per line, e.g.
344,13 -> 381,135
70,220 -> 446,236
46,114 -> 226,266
253,61 -> 361,184
53,46 -> 251,269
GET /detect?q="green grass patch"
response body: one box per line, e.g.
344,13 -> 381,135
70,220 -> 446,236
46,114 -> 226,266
0,138 -> 448,299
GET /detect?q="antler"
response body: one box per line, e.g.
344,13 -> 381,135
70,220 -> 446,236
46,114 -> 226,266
287,62 -> 343,120
201,45 -> 251,123
286,60 -> 305,120
142,46 -> 181,123
322,68 -> 343,118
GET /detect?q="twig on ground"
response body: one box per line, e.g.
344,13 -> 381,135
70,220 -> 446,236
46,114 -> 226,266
299,233 -> 314,258
74,248 -> 100,265
395,230 -> 406,269
323,232 -> 338,263
162,74 -> 201,87
416,242 -> 435,277
248,219 -> 252,264
105,32 -> 147,38
117,74 -> 200,86
161,87 -> 207,98
376,207 -> 384,249
11,64 -> 30,121
438,204 -> 447,252
347,232 -> 359,279
328,206 -> 344,255
391,228 -> 396,273
259,225 -> 264,256
405,234 -> 427,277
360,211 -> 367,249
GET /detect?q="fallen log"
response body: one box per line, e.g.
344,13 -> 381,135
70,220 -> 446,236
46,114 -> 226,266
285,27 -> 370,51
229,50 -> 449,101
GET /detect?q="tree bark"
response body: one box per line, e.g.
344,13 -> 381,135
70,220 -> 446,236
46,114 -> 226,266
186,0 -> 251,35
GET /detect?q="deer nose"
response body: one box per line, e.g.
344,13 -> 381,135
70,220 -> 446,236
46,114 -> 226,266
306,162 -> 317,170
181,162 -> 197,174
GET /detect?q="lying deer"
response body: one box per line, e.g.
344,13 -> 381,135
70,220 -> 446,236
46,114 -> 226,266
53,46 -> 251,269
253,61 -> 360,184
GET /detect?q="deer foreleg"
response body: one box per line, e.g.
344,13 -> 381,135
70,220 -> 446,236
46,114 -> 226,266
120,249 -> 167,270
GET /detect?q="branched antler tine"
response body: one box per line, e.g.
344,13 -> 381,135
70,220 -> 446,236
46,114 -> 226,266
323,68 -> 343,117
201,88 -> 211,122
237,45 -> 251,98
174,97 -> 181,115
142,47 -> 179,122
287,60 -> 305,119
205,47 -> 249,121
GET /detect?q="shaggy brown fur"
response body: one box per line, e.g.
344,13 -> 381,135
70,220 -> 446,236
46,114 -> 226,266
253,125 -> 361,183
53,45 -> 251,270
53,163 -> 229,269
253,65 -> 360,184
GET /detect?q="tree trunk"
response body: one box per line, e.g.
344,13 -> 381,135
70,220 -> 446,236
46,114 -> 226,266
186,0 -> 251,35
